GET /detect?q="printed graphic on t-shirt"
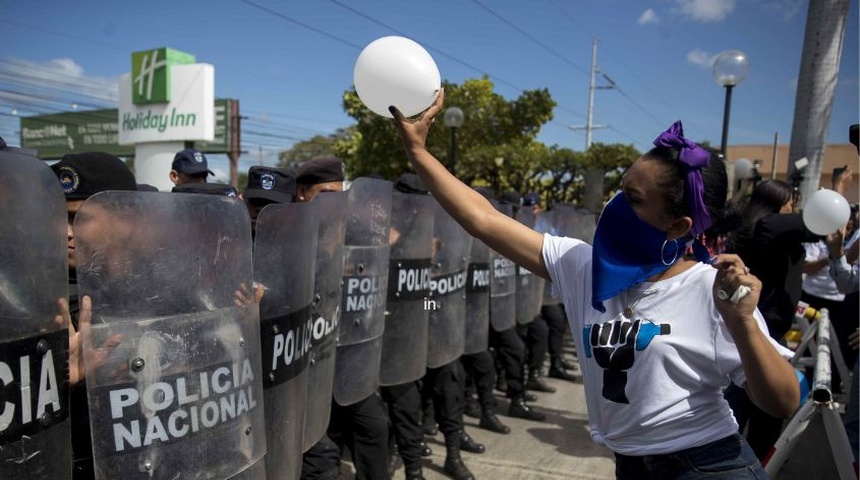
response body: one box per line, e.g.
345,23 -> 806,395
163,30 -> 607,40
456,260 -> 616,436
583,318 -> 671,403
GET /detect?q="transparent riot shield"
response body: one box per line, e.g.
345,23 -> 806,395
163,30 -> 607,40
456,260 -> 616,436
254,202 -> 318,480
489,201 -> 516,332
427,201 -> 472,368
464,237 -> 491,355
514,208 -> 545,324
551,203 -> 597,244
0,153 -> 71,480
75,191 -> 265,480
302,192 -> 347,451
380,192 -> 435,386
334,178 -> 392,406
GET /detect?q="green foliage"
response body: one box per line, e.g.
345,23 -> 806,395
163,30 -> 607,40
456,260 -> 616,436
333,76 -> 640,207
277,130 -> 350,170
337,77 -> 555,181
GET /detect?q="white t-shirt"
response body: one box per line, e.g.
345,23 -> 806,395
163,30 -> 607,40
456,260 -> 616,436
541,233 -> 793,456
802,241 -> 845,301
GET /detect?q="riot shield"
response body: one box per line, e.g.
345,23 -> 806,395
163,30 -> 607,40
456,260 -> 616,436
514,208 -> 545,324
427,202 -> 472,367
489,201 -> 516,332
464,237 -> 491,355
380,192 -> 435,386
334,178 -> 392,406
75,191 -> 266,480
254,202 -> 318,480
551,203 -> 597,244
0,153 -> 71,479
302,192 -> 347,451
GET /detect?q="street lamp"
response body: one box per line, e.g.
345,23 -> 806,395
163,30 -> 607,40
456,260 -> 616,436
443,106 -> 464,170
713,50 -> 749,157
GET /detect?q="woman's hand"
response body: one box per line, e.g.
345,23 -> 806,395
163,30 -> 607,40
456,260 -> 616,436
712,254 -> 762,331
389,88 -> 444,157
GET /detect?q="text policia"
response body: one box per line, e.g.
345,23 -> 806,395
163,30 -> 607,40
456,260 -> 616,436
106,358 -> 257,453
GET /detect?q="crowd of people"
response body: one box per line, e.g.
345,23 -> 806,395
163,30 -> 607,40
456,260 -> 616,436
1,104 -> 857,480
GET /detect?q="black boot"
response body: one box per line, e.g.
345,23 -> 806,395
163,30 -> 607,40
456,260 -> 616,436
508,394 -> 546,422
459,431 -> 485,454
419,439 -> 433,457
526,368 -> 556,393
405,468 -> 426,480
494,371 -> 507,393
506,390 -> 537,402
388,441 -> 403,477
421,414 -> 438,437
548,358 -> 579,382
464,396 -> 481,419
478,412 -> 510,434
443,431 -> 475,480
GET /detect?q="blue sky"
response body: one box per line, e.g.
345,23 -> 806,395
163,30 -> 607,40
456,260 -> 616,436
2,0 -> 857,182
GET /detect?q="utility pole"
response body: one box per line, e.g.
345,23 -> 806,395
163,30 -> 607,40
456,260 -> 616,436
570,38 -> 612,150
570,38 -> 615,214
228,99 -> 242,188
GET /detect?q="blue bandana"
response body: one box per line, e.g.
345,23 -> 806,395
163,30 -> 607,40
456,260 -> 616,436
591,193 -> 682,313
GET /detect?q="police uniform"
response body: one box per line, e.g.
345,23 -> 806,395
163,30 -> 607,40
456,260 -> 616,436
51,152 -> 137,480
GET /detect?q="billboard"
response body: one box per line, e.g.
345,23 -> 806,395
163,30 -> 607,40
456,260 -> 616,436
20,100 -> 234,159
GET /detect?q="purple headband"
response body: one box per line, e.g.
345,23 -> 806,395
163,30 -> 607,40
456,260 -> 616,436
653,121 -> 712,237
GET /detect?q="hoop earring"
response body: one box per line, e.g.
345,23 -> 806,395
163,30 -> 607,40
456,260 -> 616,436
661,239 -> 679,266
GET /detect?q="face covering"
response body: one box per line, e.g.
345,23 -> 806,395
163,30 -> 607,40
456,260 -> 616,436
590,192 -> 682,313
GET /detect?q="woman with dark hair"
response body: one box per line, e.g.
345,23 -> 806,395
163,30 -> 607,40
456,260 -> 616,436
724,179 -> 822,460
728,179 -> 818,342
390,91 -> 797,479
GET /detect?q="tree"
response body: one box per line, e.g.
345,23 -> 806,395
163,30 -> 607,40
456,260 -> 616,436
580,142 -> 641,213
277,130 -> 350,170
336,77 -> 556,181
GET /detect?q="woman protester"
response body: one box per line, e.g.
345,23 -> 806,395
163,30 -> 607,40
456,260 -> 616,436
388,90 -> 798,479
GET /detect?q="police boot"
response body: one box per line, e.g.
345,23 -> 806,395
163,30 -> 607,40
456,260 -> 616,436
526,368 -> 556,393
508,394 -> 546,422
494,370 -> 507,393
419,439 -> 433,457
405,468 -> 425,480
444,431 -> 476,480
478,412 -> 510,434
422,415 -> 438,436
388,441 -> 403,477
548,358 -> 579,382
459,431 -> 485,454
464,396 -> 481,419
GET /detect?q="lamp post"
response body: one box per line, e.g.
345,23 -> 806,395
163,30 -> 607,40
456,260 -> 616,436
443,106 -> 464,171
713,50 -> 749,158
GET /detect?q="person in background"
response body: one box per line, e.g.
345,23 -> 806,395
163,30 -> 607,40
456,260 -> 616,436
242,165 -> 296,232
169,148 -> 213,186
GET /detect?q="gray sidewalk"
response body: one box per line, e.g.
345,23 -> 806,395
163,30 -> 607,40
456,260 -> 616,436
415,373 -> 615,480
342,345 -> 616,480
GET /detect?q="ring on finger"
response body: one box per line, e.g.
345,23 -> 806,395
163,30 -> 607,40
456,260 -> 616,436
742,266 -> 750,275
716,289 -> 729,301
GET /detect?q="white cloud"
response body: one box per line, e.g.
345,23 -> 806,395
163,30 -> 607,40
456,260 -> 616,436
0,57 -> 119,111
674,0 -> 735,22
686,49 -> 718,68
638,9 -> 660,25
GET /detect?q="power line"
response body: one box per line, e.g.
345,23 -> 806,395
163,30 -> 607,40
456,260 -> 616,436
470,0 -> 589,77
324,0 -> 588,125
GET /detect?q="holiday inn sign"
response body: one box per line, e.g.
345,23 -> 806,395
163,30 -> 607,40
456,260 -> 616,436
118,47 -> 214,144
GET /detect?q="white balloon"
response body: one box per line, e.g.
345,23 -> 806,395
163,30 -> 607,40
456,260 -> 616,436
802,189 -> 850,235
354,36 -> 441,118
734,158 -> 753,180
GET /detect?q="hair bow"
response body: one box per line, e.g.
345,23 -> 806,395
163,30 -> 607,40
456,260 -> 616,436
653,121 -> 712,236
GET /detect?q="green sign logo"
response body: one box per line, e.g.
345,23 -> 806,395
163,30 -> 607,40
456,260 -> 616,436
131,48 -> 195,105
